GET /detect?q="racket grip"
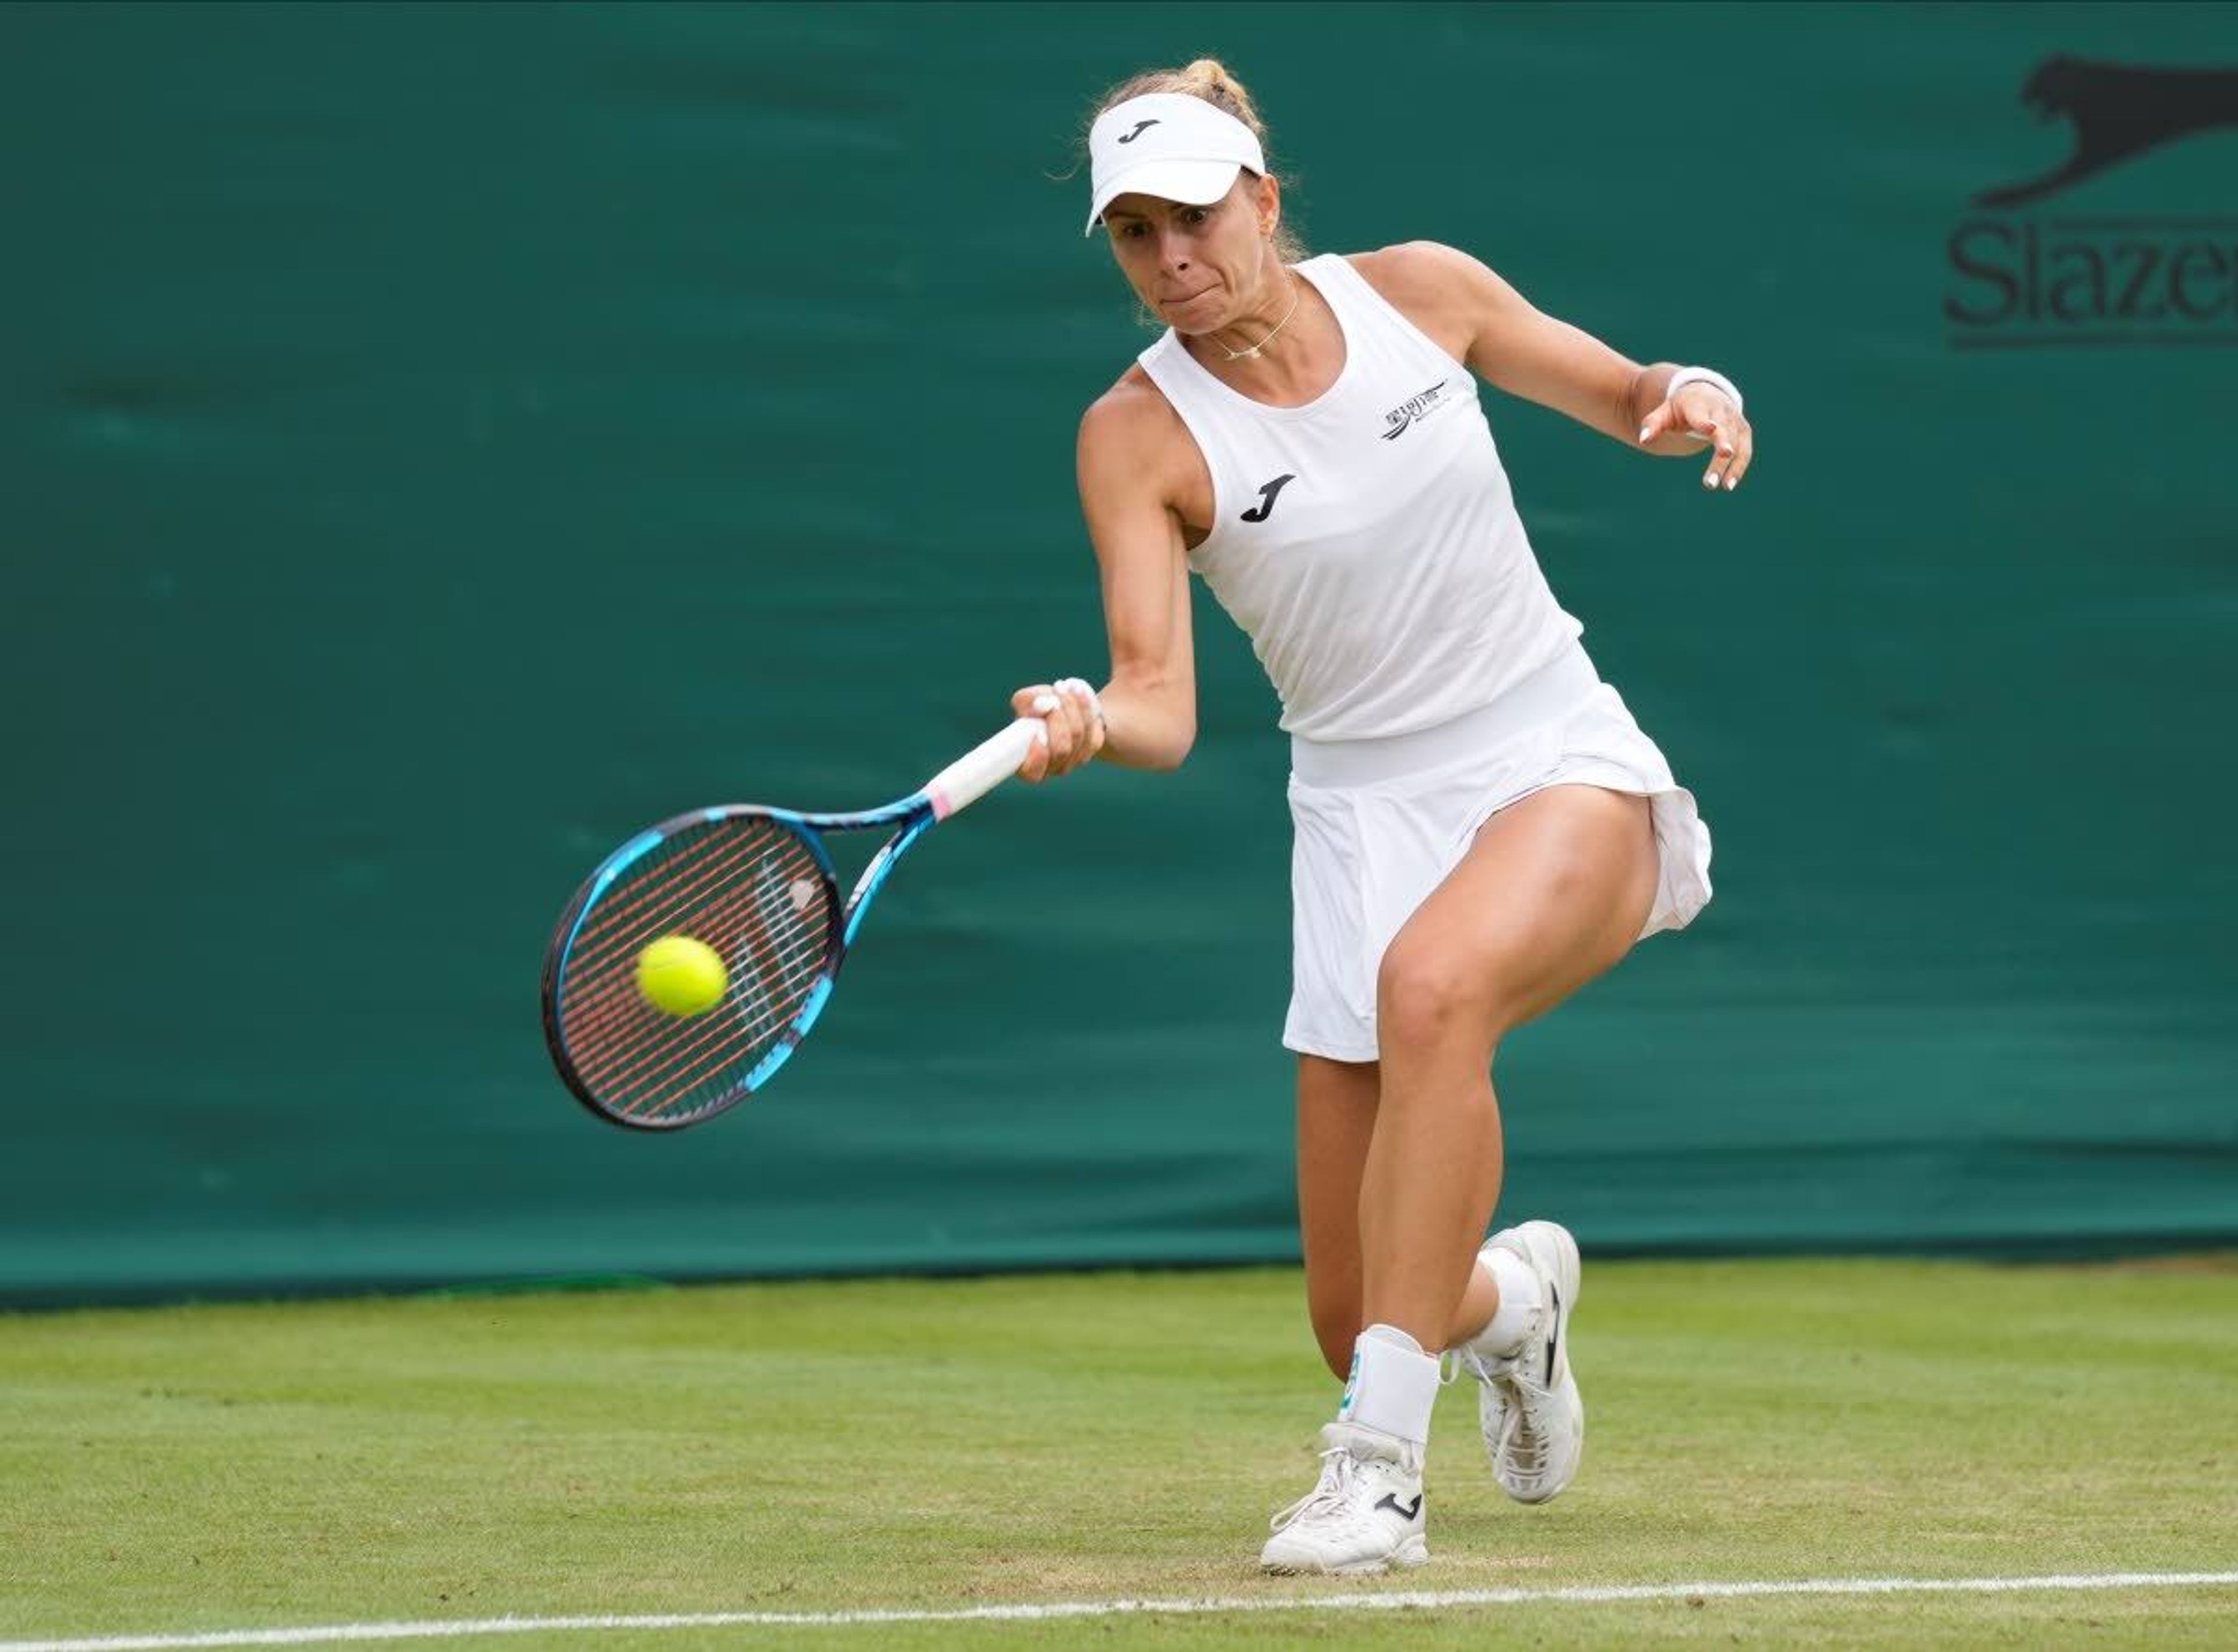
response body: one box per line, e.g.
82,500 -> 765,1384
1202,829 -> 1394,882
924,717 -> 1045,820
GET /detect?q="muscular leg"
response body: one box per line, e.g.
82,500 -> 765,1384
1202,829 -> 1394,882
1297,1055 -> 1505,1379
1357,785 -> 1660,1349
1267,785 -> 1660,1574
1296,786 -> 1660,1369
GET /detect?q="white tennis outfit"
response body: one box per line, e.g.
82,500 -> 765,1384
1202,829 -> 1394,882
1137,253 -> 1713,1062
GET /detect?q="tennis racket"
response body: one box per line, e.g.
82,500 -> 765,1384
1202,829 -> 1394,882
541,717 -> 1045,1130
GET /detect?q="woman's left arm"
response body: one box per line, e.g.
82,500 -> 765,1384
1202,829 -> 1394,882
1365,240 -> 1753,493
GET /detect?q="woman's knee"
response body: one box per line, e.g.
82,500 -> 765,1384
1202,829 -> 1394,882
1375,935 -> 1519,1056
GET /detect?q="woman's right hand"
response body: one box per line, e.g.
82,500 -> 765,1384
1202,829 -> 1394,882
1011,678 -> 1106,782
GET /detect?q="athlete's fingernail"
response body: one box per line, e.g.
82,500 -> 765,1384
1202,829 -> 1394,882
1724,475 -> 1737,491
1033,694 -> 1058,713
1703,473 -> 1718,489
1638,427 -> 1653,444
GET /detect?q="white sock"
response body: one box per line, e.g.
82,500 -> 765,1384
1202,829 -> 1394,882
1468,1247 -> 1544,1357
1336,1323 -> 1440,1446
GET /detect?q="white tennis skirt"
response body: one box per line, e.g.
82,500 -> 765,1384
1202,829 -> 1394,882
1282,643 -> 1713,1063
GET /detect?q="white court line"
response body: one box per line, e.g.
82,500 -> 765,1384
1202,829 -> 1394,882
6,1572 -> 2236,1652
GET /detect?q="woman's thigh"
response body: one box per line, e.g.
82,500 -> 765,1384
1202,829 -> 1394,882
1378,784 -> 1659,1049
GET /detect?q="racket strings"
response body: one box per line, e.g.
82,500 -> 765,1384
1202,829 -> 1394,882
562,827 -> 794,980
573,868 -> 832,1110
563,820 -> 817,1002
578,836 -> 828,1056
556,816 -> 839,1122
563,878 -> 829,1044
569,859 -> 829,1119
563,845 -> 833,1049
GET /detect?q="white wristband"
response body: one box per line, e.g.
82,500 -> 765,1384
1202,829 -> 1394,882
1665,365 -> 1742,416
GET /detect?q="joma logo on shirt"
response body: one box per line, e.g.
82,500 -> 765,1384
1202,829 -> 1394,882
1380,378 -> 1454,439
1240,473 -> 1296,522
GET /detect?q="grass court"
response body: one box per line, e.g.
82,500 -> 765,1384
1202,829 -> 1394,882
5,1256 -> 2235,1648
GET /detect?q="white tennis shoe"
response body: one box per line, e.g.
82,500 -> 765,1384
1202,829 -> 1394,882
1451,1220 -> 1584,1504
1258,1421 -> 1429,1575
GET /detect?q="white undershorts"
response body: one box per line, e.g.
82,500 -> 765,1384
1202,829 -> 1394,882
1282,644 -> 1713,1063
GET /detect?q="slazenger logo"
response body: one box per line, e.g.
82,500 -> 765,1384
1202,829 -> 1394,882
1945,56 -> 2238,350
1378,378 -> 1454,439
1976,57 -> 2238,207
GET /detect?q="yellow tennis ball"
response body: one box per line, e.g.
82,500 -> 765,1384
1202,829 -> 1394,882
635,935 -> 728,1017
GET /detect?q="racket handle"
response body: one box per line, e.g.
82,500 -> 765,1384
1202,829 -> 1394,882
924,717 -> 1045,820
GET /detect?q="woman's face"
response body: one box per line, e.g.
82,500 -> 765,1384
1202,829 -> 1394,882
1102,173 -> 1280,332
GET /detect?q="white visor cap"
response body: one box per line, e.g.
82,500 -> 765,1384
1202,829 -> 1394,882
1084,92 -> 1266,237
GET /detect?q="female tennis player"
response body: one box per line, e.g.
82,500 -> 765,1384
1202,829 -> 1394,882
1014,58 -> 1748,1575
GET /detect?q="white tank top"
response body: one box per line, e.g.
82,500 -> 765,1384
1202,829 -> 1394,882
1136,252 -> 1584,744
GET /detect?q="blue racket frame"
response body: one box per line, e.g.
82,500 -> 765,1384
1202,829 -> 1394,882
540,791 -> 937,1130
542,713 -> 1043,1131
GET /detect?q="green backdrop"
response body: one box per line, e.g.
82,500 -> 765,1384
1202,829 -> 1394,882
4,2 -> 2233,1305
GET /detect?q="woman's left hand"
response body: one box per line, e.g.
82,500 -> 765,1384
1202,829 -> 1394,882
1638,386 -> 1753,493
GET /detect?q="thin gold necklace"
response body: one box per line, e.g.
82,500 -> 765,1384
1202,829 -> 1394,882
1216,272 -> 1301,362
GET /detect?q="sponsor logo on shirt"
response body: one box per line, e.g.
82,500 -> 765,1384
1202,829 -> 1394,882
1379,378 -> 1456,439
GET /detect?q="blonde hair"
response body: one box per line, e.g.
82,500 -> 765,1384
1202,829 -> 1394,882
1087,57 -> 1307,265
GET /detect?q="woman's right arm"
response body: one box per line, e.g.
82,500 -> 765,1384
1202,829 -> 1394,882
1016,381 -> 1198,780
